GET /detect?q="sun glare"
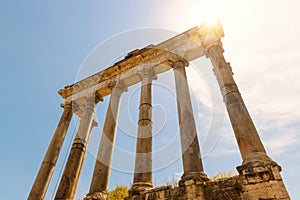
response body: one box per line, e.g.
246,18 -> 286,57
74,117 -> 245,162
198,12 -> 220,27
203,15 -> 219,26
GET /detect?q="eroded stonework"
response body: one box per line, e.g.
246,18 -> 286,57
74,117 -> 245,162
28,20 -> 290,200
125,168 -> 290,200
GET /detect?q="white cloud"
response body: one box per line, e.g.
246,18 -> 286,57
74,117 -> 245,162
265,130 -> 299,155
254,113 -> 300,131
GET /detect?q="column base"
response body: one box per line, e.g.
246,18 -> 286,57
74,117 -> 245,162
84,192 -> 107,200
237,158 -> 282,185
237,154 -> 290,199
242,152 -> 275,166
178,172 -> 208,199
179,171 -> 209,185
128,182 -> 154,196
238,152 -> 282,185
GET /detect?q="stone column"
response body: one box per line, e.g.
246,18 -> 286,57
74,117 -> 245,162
206,41 -> 290,200
171,59 -> 207,181
28,102 -> 73,200
55,95 -> 101,200
205,42 -> 273,166
86,82 -> 127,200
130,68 -> 156,196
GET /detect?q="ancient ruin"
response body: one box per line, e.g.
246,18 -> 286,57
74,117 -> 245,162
28,20 -> 290,200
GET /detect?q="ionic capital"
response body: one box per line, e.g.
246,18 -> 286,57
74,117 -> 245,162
61,101 -> 80,113
108,80 -> 128,94
137,67 -> 157,82
114,80 -> 128,93
83,93 -> 103,110
168,57 -> 189,68
86,93 -> 104,104
203,40 -> 224,56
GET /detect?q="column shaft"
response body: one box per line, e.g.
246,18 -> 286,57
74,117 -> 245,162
55,97 -> 97,200
207,43 -> 269,163
131,69 -> 155,194
28,103 -> 73,200
88,83 -> 126,195
173,60 -> 204,175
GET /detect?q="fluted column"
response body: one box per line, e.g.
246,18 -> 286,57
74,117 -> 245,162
130,68 -> 156,196
172,59 -> 207,181
28,102 -> 73,200
86,82 -> 127,200
206,42 -> 272,165
55,95 -> 101,200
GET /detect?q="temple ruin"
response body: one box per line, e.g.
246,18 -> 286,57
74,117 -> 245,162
28,20 -> 290,200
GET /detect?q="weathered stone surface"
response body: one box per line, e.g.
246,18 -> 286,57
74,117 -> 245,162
125,173 -> 289,200
58,21 -> 224,118
130,68 -> 156,195
207,43 -> 269,163
238,163 -> 290,199
55,96 -> 98,199
172,60 -> 205,176
28,103 -> 73,200
29,21 -> 290,200
88,81 -> 127,195
84,191 -> 107,200
204,176 -> 242,200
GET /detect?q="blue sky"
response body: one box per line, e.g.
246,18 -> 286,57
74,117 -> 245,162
1,0 -> 300,199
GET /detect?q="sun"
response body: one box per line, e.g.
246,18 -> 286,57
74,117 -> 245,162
203,14 -> 219,26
